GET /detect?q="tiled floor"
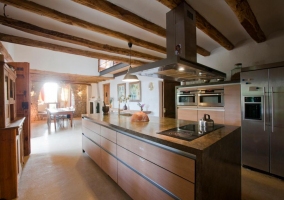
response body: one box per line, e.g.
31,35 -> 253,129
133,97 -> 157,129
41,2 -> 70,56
15,119 -> 284,200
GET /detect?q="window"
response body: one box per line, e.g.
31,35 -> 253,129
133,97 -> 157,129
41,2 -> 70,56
98,59 -> 119,72
43,82 -> 58,103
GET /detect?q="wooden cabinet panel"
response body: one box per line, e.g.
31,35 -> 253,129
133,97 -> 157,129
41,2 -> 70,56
82,135 -> 101,167
100,126 -> 116,143
117,133 -> 195,183
198,109 -> 224,124
101,149 -> 117,183
100,136 -> 116,156
118,161 -> 174,200
117,146 -> 194,200
177,107 -> 198,121
82,119 -> 100,134
82,126 -> 100,145
224,84 -> 241,126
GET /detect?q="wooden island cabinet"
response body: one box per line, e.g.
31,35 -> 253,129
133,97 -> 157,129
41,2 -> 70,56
82,113 -> 241,200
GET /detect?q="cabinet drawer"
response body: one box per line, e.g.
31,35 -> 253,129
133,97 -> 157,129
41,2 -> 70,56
100,136 -> 116,156
82,135 -> 101,167
177,107 -> 198,121
82,127 -> 100,145
82,119 -> 100,134
100,126 -> 116,143
117,133 -> 195,183
117,146 -> 194,199
118,161 -> 173,200
101,149 -> 117,183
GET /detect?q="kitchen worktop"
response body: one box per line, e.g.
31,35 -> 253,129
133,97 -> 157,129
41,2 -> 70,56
82,113 -> 240,155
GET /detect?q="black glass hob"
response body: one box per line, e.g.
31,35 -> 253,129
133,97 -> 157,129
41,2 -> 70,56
156,123 -> 224,142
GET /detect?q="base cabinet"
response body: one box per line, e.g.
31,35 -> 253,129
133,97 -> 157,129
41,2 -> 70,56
82,118 -> 196,200
0,118 -> 25,200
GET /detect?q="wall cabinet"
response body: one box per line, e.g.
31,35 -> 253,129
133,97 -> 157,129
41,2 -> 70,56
177,83 -> 241,126
0,62 -> 16,128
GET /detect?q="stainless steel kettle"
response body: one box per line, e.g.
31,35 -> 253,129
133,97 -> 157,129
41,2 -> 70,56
199,114 -> 214,127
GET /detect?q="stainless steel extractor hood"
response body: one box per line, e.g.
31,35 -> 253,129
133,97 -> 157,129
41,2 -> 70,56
126,2 -> 226,82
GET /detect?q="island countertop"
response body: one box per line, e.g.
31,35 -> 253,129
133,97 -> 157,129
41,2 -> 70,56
82,113 -> 240,155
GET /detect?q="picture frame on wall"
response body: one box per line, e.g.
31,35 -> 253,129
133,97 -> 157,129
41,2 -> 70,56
117,83 -> 126,100
129,81 -> 141,102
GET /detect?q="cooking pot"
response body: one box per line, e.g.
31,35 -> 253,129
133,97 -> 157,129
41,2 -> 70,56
199,114 -> 214,127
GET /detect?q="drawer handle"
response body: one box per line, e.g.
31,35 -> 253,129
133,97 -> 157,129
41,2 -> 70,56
139,147 -> 144,151
139,157 -> 145,162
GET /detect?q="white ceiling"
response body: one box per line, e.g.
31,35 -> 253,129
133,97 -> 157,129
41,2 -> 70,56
0,0 -> 284,65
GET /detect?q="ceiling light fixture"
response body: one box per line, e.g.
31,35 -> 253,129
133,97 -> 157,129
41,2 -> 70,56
122,42 -> 139,82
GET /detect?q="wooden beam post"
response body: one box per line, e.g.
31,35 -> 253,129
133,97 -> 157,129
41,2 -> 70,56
0,16 -> 161,61
0,0 -> 166,53
225,0 -> 266,43
0,32 -> 147,66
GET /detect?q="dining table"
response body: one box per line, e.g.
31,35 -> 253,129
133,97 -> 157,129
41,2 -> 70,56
46,108 -> 75,130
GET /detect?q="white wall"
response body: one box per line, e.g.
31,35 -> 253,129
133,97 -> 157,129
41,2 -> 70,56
3,42 -> 99,76
98,75 -> 162,117
197,30 -> 284,79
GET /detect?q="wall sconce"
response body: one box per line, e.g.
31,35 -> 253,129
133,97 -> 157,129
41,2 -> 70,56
77,89 -> 82,97
30,86 -> 35,96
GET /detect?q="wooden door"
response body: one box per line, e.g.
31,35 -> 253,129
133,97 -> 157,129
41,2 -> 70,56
9,62 -> 31,156
163,80 -> 180,118
103,83 -> 110,105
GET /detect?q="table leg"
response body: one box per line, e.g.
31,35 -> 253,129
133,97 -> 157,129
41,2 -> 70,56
70,113 -> 73,127
54,114 -> 57,130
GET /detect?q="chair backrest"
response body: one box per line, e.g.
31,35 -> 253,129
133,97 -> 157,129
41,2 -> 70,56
49,103 -> 57,109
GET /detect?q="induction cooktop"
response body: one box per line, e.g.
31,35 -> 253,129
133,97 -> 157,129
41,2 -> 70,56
156,124 -> 224,142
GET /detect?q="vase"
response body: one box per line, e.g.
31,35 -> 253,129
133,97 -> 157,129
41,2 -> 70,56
123,104 -> 127,110
140,108 -> 143,111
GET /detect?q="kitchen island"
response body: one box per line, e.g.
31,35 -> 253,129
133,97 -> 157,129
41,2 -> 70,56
81,113 -> 241,200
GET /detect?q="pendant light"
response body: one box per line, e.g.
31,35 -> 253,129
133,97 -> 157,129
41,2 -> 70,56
122,42 -> 139,82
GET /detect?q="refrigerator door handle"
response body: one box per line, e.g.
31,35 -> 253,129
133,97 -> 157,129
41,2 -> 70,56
263,87 -> 266,131
271,87 -> 274,132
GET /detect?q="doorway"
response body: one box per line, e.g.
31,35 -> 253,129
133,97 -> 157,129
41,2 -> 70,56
103,83 -> 110,105
163,80 -> 180,118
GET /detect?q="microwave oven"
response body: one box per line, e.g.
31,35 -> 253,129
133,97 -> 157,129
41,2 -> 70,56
176,89 -> 198,106
198,89 -> 224,107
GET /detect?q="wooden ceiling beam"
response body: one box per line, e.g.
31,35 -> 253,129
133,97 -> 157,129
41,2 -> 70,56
157,0 -> 235,50
0,0 -> 165,53
73,0 -> 210,56
0,32 -> 147,65
30,69 -> 113,84
72,0 -> 166,38
0,41 -> 13,61
0,16 -> 161,61
225,0 -> 266,43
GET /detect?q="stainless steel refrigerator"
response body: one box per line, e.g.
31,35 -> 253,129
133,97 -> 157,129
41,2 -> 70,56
241,66 -> 284,177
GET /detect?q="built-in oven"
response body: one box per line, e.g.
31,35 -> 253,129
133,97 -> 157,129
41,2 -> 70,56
243,96 -> 262,120
198,89 -> 224,107
176,89 -> 198,106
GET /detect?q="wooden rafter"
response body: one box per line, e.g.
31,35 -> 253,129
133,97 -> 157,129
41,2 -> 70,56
0,0 -> 165,53
0,33 -> 147,66
30,69 -> 113,84
72,0 -> 166,38
157,0 -> 235,50
72,0 -> 210,56
0,16 -> 161,61
225,0 -> 266,43
0,41 -> 13,61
